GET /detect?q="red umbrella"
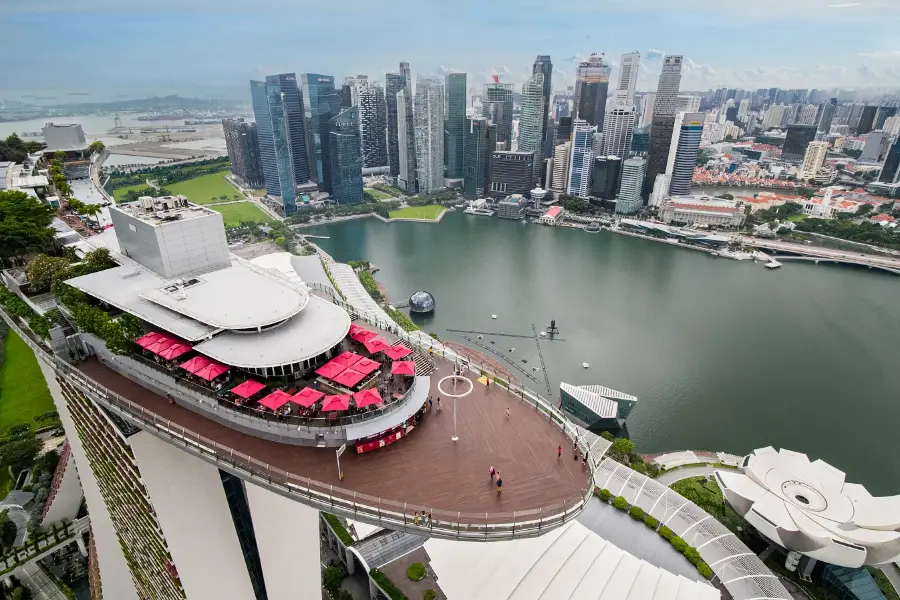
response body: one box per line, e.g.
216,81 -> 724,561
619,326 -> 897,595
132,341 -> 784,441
353,388 -> 383,409
321,394 -> 351,411
391,361 -> 416,376
332,351 -> 363,368
315,361 -> 346,380
146,337 -> 178,355
259,390 -> 292,410
348,323 -> 368,336
383,345 -> 413,360
157,342 -> 192,361
230,380 -> 266,399
351,330 -> 378,343
352,357 -> 380,375
194,362 -> 229,381
361,336 -> 390,354
291,387 -> 324,408
332,368 -> 367,388
135,332 -> 166,349
180,355 -> 211,374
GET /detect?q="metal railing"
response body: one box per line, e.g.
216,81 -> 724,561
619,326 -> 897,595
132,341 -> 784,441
2,310 -> 595,541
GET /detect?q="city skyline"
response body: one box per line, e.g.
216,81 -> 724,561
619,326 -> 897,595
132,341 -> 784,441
5,1 -> 900,100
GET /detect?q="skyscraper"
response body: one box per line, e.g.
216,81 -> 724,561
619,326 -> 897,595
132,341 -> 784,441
796,104 -> 818,126
573,53 -> 612,130
590,156 -> 622,200
249,74 -> 311,214
488,151 -> 534,199
385,73 -> 406,178
397,88 -> 415,193
653,55 -> 684,118
600,106 -> 636,158
517,72 -> 546,188
639,93 -> 656,127
414,76 -> 445,193
665,112 -> 705,196
856,106 -> 878,135
556,117 -> 573,144
357,80 -> 388,169
300,73 -> 341,194
567,119 -> 594,197
877,137 -> 900,184
782,124 -> 818,163
550,142 -> 571,195
444,72 -> 467,181
532,55 -> 553,156
616,157 -> 646,214
799,141 -> 828,180
398,62 -> 418,194
328,106 -> 364,204
874,106 -> 898,131
463,116 -> 496,199
483,82 -> 514,147
615,52 -> 641,107
818,98 -> 837,133
222,118 -> 264,189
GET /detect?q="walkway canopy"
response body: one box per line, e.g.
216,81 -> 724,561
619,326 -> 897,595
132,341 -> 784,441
230,379 -> 266,399
383,345 -> 412,360
259,390 -> 293,411
194,361 -> 230,381
352,357 -> 380,376
315,361 -> 346,380
353,388 -> 383,409
135,332 -> 166,349
391,361 -> 416,376
322,394 -> 351,412
332,368 -> 367,389
361,336 -> 390,354
332,351 -> 364,368
291,387 -> 324,408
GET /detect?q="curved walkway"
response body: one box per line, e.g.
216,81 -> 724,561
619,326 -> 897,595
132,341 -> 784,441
657,465 -> 717,486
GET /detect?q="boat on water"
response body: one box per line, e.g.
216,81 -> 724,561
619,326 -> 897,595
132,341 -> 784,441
582,362 -> 590,369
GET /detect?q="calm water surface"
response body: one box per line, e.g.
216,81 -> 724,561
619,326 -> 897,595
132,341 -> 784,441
309,211 -> 900,494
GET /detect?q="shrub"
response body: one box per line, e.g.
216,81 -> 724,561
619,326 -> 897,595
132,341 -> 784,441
322,565 -> 343,594
670,535 -> 688,554
322,513 -> 353,546
658,525 -> 674,541
684,547 -> 702,566
697,562 -> 713,579
643,515 -> 659,530
370,568 -> 408,600
423,590 -> 437,600
6,424 -> 31,436
598,488 -> 611,502
612,496 -> 628,511
628,506 -> 645,520
406,562 -> 426,581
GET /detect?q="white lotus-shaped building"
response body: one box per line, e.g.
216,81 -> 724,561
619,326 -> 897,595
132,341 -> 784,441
715,447 -> 900,568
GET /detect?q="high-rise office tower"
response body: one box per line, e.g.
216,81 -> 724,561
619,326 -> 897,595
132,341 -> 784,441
444,72 -> 467,181
340,77 -> 354,108
414,76 -> 445,193
222,118 -> 264,189
556,116 -> 573,144
875,106 -> 898,131
567,119 -> 594,197
799,141 -> 828,180
249,74 -> 311,214
463,116 -> 496,199
397,88 -> 415,193
782,124 -> 818,163
631,126 -> 650,154
590,156 -> 622,200
532,55 -> 553,157
738,98 -> 751,119
356,80 -> 388,169
665,112 -> 705,196
615,52 -> 641,107
644,115 -> 675,195
653,55 -> 683,118
616,157 -> 646,214
877,137 -> 900,184
763,105 -> 786,129
300,73 -> 341,195
328,106 -> 364,204
860,130 -> 891,163
796,104 -> 819,126
488,151 -> 534,199
517,72 -> 546,188
550,142 -> 571,194
676,96 -> 701,114
573,53 -> 612,130
385,73 -> 406,178
818,98 -> 837,133
483,82 -> 514,146
399,62 -> 418,194
639,93 -> 657,127
856,106 -> 878,135
600,106 -> 636,158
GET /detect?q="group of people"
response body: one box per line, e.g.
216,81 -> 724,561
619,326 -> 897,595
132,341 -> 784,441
558,440 -> 589,467
489,465 -> 503,494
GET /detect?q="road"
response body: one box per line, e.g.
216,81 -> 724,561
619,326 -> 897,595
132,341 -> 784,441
739,237 -> 900,270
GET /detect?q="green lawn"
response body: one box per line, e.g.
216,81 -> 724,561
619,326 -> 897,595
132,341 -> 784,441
210,202 -> 272,227
365,188 -> 393,200
251,189 -> 268,197
786,214 -> 807,222
111,183 -> 154,202
388,204 -> 445,220
166,171 -> 240,204
0,331 -> 55,432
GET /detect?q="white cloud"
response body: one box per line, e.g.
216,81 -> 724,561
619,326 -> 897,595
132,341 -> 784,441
646,49 -> 666,59
828,2 -> 861,7
858,50 -> 900,59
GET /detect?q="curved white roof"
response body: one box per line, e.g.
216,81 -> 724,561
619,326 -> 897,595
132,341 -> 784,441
194,295 -> 350,369
717,447 -> 900,568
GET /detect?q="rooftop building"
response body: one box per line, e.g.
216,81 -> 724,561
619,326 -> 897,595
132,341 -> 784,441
659,195 -> 746,227
41,122 -> 87,151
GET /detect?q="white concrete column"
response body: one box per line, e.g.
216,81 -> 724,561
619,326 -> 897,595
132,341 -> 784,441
76,536 -> 88,557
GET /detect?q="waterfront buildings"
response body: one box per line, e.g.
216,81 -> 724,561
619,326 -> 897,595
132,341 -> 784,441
665,112 -> 705,197
489,151 -> 534,199
644,56 -> 683,195
483,82 -> 514,147
517,72 -> 546,188
444,72 -> 467,182
495,193 -> 529,219
573,53 -> 611,130
616,157 -> 646,214
799,141 -> 829,180
559,383 -> 637,430
398,62 -> 418,194
301,73 -> 341,196
356,80 -> 388,169
413,76 -> 445,193
782,124 -> 818,163
463,116 -> 496,200
384,73 -> 405,178
590,156 -> 622,201
550,142 -> 571,196
41,123 -> 86,151
532,55 -> 553,157
328,107 -> 364,204
566,119 -> 594,197
659,195 -> 746,227
222,118 -> 264,188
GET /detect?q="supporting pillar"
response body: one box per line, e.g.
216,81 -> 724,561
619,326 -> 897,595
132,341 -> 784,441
76,536 -> 88,557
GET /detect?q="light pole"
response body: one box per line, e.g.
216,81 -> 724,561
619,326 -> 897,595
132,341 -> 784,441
438,374 -> 472,444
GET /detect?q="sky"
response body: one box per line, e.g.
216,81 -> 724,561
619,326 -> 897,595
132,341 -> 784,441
4,0 -> 900,101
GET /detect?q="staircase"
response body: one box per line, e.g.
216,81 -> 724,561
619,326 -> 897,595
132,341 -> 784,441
390,340 -> 434,376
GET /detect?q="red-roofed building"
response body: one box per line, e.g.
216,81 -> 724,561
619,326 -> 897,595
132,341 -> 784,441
537,205 -> 564,225
659,195 -> 746,227
871,213 -> 896,226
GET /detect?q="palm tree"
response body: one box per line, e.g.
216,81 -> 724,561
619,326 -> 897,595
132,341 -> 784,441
80,203 -> 102,218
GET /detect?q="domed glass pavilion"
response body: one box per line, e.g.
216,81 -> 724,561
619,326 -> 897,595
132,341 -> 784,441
408,290 -> 435,314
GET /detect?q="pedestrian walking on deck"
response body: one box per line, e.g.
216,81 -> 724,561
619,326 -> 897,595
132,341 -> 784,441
428,397 -> 433,410
496,476 -> 503,495
437,398 -> 442,412
558,445 -> 563,460
506,407 -> 510,420
489,465 -> 495,481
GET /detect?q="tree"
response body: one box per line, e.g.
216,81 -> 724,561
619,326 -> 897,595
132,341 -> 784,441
856,203 -> 874,216
0,437 -> 41,473
53,150 -> 67,163
87,140 -> 106,155
0,510 -> 16,550
119,313 -> 144,341
81,248 -> 116,272
11,587 -> 31,600
101,319 -> 132,355
25,255 -> 71,294
0,190 -> 56,260
797,187 -> 816,199
609,437 -> 635,460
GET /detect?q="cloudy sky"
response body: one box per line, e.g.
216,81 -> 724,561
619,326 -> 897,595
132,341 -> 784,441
4,0 -> 900,99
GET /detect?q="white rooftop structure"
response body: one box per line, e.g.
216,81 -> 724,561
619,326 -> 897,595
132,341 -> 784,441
716,447 -> 900,568
425,520 -> 719,600
561,383 -> 637,419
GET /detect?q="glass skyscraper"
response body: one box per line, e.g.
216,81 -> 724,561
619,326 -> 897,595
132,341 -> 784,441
329,107 -> 364,204
517,72 -> 546,189
665,112 -> 705,196
385,73 -> 406,178
483,83 -> 514,147
567,119 -> 594,197
533,55 -> 553,158
301,73 -> 341,195
573,54 -> 611,131
464,117 -> 496,200
444,72 -> 467,180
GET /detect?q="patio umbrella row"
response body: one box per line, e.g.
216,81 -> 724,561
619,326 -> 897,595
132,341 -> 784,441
315,352 -> 382,389
255,387 -> 383,412
136,331 -> 192,361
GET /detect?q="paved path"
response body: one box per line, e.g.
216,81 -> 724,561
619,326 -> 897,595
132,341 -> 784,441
881,564 -> 900,597
656,465 -> 716,486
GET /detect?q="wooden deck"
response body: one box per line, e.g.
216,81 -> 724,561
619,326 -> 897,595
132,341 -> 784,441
77,358 -> 589,517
